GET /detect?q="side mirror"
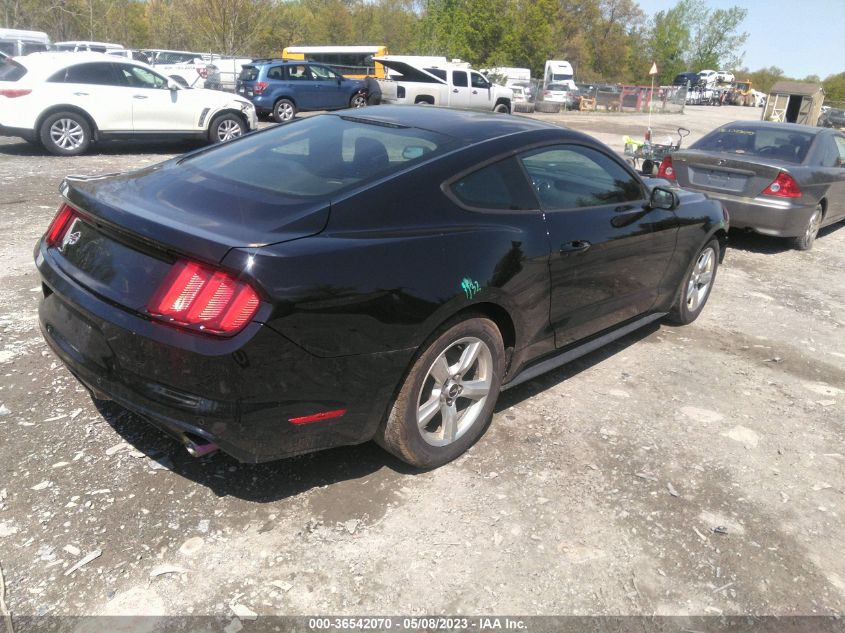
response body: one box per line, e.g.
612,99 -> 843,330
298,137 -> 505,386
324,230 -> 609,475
167,79 -> 180,91
649,186 -> 679,210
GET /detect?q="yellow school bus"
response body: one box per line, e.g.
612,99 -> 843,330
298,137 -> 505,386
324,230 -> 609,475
281,45 -> 389,78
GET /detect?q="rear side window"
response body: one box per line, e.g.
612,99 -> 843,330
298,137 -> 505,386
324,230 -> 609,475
266,65 -> 284,80
0,57 -> 26,81
239,66 -> 259,81
693,126 -> 816,164
182,114 -> 458,198
451,158 -> 538,211
453,71 -> 468,87
49,62 -> 124,86
22,42 -> 48,55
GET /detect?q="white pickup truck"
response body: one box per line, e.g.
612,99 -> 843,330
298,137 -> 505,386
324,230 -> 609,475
374,57 -> 513,114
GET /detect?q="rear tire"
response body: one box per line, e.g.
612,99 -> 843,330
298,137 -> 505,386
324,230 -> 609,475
791,204 -> 823,251
208,113 -> 246,143
493,102 -> 511,114
666,239 -> 719,325
378,317 -> 504,469
39,111 -> 92,156
273,98 -> 296,122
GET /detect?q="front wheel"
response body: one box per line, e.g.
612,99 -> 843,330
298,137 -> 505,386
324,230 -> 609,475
791,204 -> 823,251
350,93 -> 367,108
666,239 -> 719,325
208,113 -> 246,143
493,102 -> 511,114
39,112 -> 92,156
378,317 -> 504,468
273,98 -> 296,122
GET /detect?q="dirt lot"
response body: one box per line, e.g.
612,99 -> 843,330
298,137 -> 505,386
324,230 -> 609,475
0,105 -> 843,629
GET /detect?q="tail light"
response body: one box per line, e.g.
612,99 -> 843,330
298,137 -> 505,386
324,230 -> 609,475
761,171 -> 801,198
657,155 -> 675,180
147,259 -> 260,336
253,81 -> 269,95
0,88 -> 32,98
544,90 -> 551,97
197,67 -> 209,79
45,203 -> 77,247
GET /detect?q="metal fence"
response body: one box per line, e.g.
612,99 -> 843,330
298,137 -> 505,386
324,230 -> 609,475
504,80 -> 688,114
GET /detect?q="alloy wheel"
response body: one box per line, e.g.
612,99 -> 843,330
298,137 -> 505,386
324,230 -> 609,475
50,118 -> 85,151
416,337 -> 493,447
216,119 -> 243,141
686,246 -> 715,312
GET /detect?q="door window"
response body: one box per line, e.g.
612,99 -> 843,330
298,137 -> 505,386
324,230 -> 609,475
834,136 -> 845,167
470,72 -> 489,89
310,65 -> 339,81
520,145 -> 644,209
119,65 -> 169,89
49,62 -> 124,86
287,65 -> 309,80
453,71 -> 468,87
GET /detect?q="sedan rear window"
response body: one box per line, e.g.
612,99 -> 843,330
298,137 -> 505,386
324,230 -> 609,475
693,126 -> 816,164
182,114 -> 458,198
0,56 -> 26,81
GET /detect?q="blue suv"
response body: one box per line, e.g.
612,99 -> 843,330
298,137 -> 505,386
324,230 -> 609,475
237,60 -> 368,122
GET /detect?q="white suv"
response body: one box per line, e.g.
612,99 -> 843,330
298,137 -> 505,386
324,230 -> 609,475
0,52 -> 257,155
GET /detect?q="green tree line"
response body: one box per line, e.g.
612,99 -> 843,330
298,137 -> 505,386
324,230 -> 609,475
2,0 -> 842,96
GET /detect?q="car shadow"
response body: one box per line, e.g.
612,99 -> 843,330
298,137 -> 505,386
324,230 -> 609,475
92,321 -> 661,502
726,223 -> 843,254
496,321 -> 660,409
0,138 -> 203,157
93,397 -> 418,503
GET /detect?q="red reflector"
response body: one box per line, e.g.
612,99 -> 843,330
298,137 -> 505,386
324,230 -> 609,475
657,155 -> 675,180
288,409 -> 347,425
254,81 -> 269,95
147,259 -> 260,336
197,67 -> 208,79
0,88 -> 32,98
761,171 -> 801,198
45,203 -> 77,247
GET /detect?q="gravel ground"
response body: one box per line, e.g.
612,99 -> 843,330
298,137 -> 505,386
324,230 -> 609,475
0,105 -> 843,629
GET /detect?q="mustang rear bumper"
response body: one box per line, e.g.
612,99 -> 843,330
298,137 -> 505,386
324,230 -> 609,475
36,246 -> 413,463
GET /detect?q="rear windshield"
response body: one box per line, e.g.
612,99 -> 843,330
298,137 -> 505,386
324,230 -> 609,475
692,125 -> 816,164
239,66 -> 259,81
182,114 -> 458,198
0,56 -> 26,81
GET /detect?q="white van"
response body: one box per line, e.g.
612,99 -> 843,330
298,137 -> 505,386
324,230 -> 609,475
543,59 -> 575,89
54,41 -> 124,54
0,28 -> 50,57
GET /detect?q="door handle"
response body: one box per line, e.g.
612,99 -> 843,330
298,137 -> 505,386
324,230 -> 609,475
133,95 -> 148,99
560,240 -> 591,253
472,90 -> 478,94
73,92 -> 89,96
452,89 -> 459,93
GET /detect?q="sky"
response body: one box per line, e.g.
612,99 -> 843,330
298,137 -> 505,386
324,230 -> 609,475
634,0 -> 845,79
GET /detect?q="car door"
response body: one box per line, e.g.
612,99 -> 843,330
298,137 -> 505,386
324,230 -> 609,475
117,63 -> 199,132
519,143 -> 679,348
828,134 -> 845,221
47,62 -> 133,132
468,71 -> 493,110
449,70 -> 471,108
308,64 -> 346,109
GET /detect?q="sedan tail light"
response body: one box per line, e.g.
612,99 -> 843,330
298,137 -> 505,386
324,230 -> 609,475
761,171 -> 801,198
657,155 -> 675,180
45,203 -> 78,246
147,259 -> 260,336
253,81 -> 269,95
0,88 -> 32,98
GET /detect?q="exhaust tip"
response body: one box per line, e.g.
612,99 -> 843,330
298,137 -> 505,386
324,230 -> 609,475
183,434 -> 219,458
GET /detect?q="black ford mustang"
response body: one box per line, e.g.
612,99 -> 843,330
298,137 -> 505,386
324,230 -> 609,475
36,106 -> 728,468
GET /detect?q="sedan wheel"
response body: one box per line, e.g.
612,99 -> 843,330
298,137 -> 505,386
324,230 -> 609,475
350,94 -> 367,108
378,317 -> 504,468
666,239 -> 719,325
792,205 -> 823,251
40,112 -> 92,156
